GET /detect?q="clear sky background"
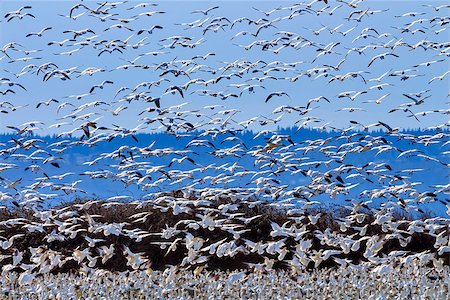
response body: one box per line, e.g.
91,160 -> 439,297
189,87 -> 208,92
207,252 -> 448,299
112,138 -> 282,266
0,0 -> 449,136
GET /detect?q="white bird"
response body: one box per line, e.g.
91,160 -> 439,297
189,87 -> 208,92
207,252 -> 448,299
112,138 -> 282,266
26,27 -> 52,37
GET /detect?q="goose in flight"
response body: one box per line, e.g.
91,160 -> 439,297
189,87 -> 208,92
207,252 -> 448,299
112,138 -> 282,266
137,25 -> 163,35
7,13 -> 36,22
62,28 -> 95,39
191,6 -> 219,15
4,6 -> 32,18
43,69 -> 71,81
362,93 -> 391,104
367,52 -> 399,67
68,3 -> 90,18
265,92 -> 290,103
163,86 -> 184,98
36,98 -> 59,109
428,71 -> 450,84
336,107 -> 367,112
89,80 -> 114,93
26,27 -> 52,37
127,3 -> 159,10
133,11 -> 166,18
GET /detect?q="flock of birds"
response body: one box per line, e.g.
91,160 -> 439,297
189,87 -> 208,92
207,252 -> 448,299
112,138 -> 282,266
0,0 -> 449,294
0,188 -> 449,288
1,266 -> 449,299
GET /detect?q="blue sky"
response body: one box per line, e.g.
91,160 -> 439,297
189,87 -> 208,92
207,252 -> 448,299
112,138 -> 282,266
0,1 -> 448,216
0,0 -> 449,135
